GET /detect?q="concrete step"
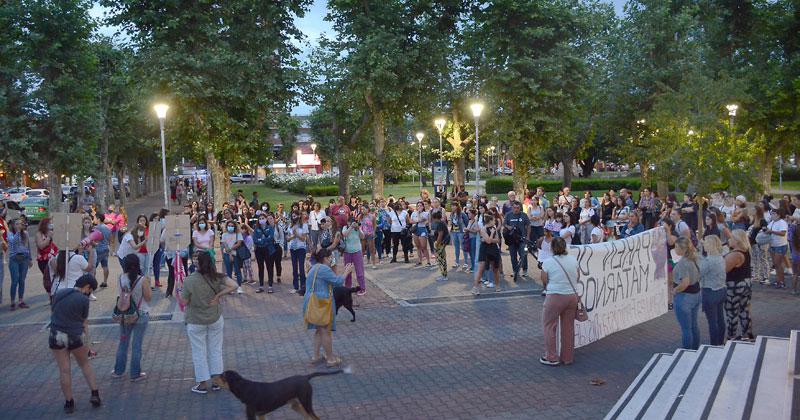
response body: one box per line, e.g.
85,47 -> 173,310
670,344 -> 728,419
604,353 -> 676,419
706,339 -> 760,418
639,349 -> 699,420
789,330 -> 800,420
748,336 -> 790,419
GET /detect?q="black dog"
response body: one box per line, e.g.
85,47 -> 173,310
333,286 -> 360,322
220,369 -> 346,420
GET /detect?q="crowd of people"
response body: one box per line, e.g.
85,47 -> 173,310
2,177 -> 798,412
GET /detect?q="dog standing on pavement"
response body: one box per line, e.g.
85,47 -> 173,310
219,369 -> 348,420
333,286 -> 360,322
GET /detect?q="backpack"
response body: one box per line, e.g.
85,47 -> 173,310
112,274 -> 141,325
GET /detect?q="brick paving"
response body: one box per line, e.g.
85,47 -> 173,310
2,194 -> 799,419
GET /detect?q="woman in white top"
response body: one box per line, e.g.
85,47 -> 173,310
112,253 -> 151,381
766,208 -> 789,288
387,202 -> 409,263
308,202 -> 326,249
410,202 -> 432,267
590,214 -> 604,244
578,200 -> 595,245
191,216 -> 216,269
539,237 -> 579,366
558,213 -> 575,245
50,244 -> 96,298
537,229 -> 554,268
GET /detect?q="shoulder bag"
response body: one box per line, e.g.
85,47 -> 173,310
303,266 -> 333,329
552,257 -> 589,322
394,210 -> 410,239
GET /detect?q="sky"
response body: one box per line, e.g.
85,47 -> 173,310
91,0 -> 627,116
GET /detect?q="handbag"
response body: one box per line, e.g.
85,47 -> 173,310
235,244 -> 251,261
303,266 -> 333,328
552,257 -> 589,322
755,230 -> 770,246
395,210 -> 410,238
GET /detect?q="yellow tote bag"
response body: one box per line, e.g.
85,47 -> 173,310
304,266 -> 333,328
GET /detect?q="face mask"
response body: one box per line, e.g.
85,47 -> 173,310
262,206 -> 267,211
48,224 -> 54,230
259,220 -> 267,226
199,223 -> 206,230
227,226 -> 235,233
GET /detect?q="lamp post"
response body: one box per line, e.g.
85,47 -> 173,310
726,104 -> 738,130
295,149 -> 302,173
153,104 -> 169,208
415,132 -> 425,190
310,143 -> 317,173
470,102 -> 484,194
488,146 -> 495,174
434,118 -> 446,191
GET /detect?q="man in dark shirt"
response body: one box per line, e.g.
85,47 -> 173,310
680,194 -> 699,233
504,201 -> 531,282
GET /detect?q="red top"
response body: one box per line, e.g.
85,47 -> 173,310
138,227 -> 148,253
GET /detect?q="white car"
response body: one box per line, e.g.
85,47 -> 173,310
5,187 -> 30,203
27,189 -> 49,198
230,173 -> 256,184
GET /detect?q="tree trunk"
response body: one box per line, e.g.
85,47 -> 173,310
640,160 -> 652,189
76,176 -> 85,210
656,180 -> 668,200
48,169 -> 62,213
117,165 -> 127,207
370,113 -> 386,199
96,131 -> 109,210
578,157 -> 596,178
449,109 -> 466,187
337,151 -> 351,198
106,161 -> 115,207
758,150 -> 773,194
453,157 -> 466,188
206,151 -> 230,211
512,162 -> 529,197
561,157 -> 574,188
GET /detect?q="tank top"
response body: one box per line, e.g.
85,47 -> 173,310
725,250 -> 751,283
480,226 -> 499,254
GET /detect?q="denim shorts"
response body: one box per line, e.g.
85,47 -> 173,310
770,245 -> 788,256
95,250 -> 109,269
48,329 -> 83,351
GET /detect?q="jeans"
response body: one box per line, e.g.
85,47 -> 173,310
509,242 -> 528,275
465,235 -> 475,269
674,292 -> 701,350
222,253 -> 243,285
451,231 -> 464,265
254,247 -> 268,287
290,248 -> 307,291
473,236 -> 481,272
8,255 -> 29,302
702,288 -> 726,346
390,232 -> 409,261
530,225 -> 544,246
152,248 -> 164,284
309,229 -> 320,249
114,312 -> 149,378
186,317 -> 224,383
375,230 -> 384,260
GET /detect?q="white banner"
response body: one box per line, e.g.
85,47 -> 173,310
570,227 -> 669,348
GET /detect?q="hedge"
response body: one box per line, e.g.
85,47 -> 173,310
305,185 -> 340,196
485,176 -> 642,194
773,167 -> 800,181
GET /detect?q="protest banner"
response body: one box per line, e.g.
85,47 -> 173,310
50,213 -> 85,250
570,227 -> 669,348
163,215 -> 191,251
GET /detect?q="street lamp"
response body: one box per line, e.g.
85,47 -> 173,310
415,131 -> 425,190
470,102 -> 484,194
434,118 -> 446,191
488,146 -> 495,173
153,103 -> 169,207
726,104 -> 738,130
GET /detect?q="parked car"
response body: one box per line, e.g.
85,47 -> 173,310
230,173 -> 256,184
27,189 -> 49,198
20,197 -> 49,222
5,187 -> 30,203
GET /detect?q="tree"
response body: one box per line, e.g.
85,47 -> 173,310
0,1 -> 32,179
103,0 -> 310,209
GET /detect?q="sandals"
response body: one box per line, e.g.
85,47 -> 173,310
326,356 -> 342,368
310,356 -> 325,365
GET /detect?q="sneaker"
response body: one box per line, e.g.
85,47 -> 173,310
371,265 -> 376,270
191,384 -> 208,394
18,301 -> 29,309
452,264 -> 459,269
211,383 -> 221,391
131,372 -> 147,382
236,287 -> 243,294
90,391 -> 101,407
495,287 -> 502,293
471,287 -> 480,296
539,357 -> 560,366
267,287 -> 274,294
89,293 -> 97,301
64,399 -> 75,414
513,274 -> 521,282
523,271 -> 528,277
256,287 -> 264,293
414,262 -> 422,267
357,290 -> 366,296
9,303 -> 15,311
436,276 -> 448,282
111,370 -> 125,379
462,264 -> 469,271
100,282 -> 108,288
487,282 -> 495,288
290,289 -> 298,294
276,277 -> 282,283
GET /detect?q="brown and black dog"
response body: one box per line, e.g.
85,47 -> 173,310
219,369 -> 347,420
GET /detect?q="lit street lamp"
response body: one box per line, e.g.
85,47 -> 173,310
434,118 -> 446,191
726,104 -> 738,130
470,102 -> 484,194
153,103 -> 169,207
415,132 -> 425,190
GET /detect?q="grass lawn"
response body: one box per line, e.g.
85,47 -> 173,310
773,180 -> 800,192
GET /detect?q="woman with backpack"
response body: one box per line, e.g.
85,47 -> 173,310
180,251 -> 237,394
112,254 -> 151,382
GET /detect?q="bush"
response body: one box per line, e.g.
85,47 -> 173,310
774,166 -> 800,181
485,176 -> 643,194
305,185 -> 340,196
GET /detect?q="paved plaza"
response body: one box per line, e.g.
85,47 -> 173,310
2,195 -> 799,419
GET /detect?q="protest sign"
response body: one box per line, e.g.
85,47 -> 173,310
50,213 -> 84,250
163,215 -> 191,251
570,227 -> 669,348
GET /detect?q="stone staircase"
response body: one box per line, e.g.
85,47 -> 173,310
605,330 -> 800,419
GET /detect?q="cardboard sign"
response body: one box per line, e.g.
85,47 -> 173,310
147,219 -> 163,256
50,213 -> 85,250
163,215 -> 191,251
